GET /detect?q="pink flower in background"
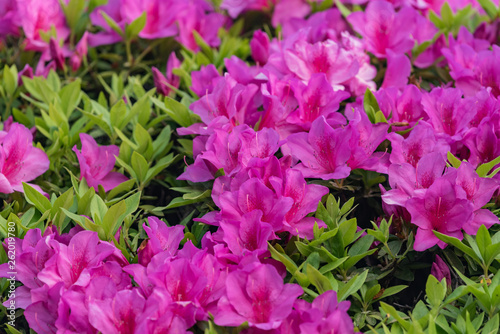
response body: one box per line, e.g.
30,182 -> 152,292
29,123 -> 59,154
250,31 -> 270,65
283,39 -> 359,87
430,255 -> 451,288
0,0 -> 18,38
73,133 -> 128,192
152,52 -> 181,96
16,0 -> 69,52
0,123 -> 49,194
122,0 -> 178,40
347,0 -> 417,58
88,0 -> 125,47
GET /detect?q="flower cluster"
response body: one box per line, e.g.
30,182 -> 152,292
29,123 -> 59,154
0,220 -> 358,333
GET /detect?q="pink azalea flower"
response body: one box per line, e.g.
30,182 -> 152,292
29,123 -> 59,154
190,64 -> 220,97
381,51 -> 411,89
298,290 -> 359,334
89,289 -> 146,334
16,0 -> 69,53
219,210 -> 275,259
72,133 -> 128,192
221,0 -> 275,18
70,32 -> 89,72
122,0 -> 178,40
215,263 -> 303,330
283,39 -> 359,87
347,0 -> 417,58
388,121 -> 450,167
421,87 -> 473,141
0,122 -> 49,194
176,2 -> 226,51
407,178 -> 474,251
152,52 -> 181,96
251,30 -> 270,65
88,0 -> 125,47
286,116 -> 352,180
431,255 -> 451,288
288,74 -> 349,130
0,0 -> 18,38
138,217 -> 185,266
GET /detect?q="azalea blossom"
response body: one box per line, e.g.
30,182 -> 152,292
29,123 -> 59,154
73,133 -> 128,192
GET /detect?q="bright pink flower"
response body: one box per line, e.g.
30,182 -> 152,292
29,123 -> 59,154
298,291 -> 358,334
122,0 -> 178,39
0,122 -> 49,194
381,51 -> 411,89
221,0 -> 275,18
190,64 -> 220,97
271,0 -> 310,28
347,0 -> 417,58
220,211 -> 275,259
89,289 -> 146,334
345,108 -> 389,173
288,74 -> 349,130
16,0 -> 69,52
176,3 -> 225,51
72,133 -> 128,192
70,32 -> 89,72
283,39 -> 359,87
138,217 -> 185,266
282,169 -> 329,238
445,162 -> 500,234
388,121 -> 450,167
251,30 -> 270,65
215,263 -> 303,330
407,179 -> 474,251
152,52 -> 181,96
88,0 -> 125,47
219,177 -> 294,231
286,116 -> 352,180
421,87 -> 473,141
0,0 -> 18,38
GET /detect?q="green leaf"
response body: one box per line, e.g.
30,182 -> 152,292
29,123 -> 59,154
145,154 -> 176,184
164,189 -> 211,209
51,188 -> 75,231
306,264 -> 332,294
380,302 -> 411,330
477,0 -> 498,20
447,151 -> 462,168
268,243 -> 309,287
100,11 -> 124,37
476,224 -> 492,261
338,270 -> 368,301
433,231 -> 481,264
426,275 -> 446,308
477,155 -> 500,177
105,192 -> 140,236
23,183 -> 51,213
163,96 -> 195,127
192,30 -> 214,62
440,2 -> 454,27
377,285 -> 407,301
125,12 -> 146,40
131,151 -> 149,183
482,313 -> 499,334
334,0 -> 351,17
363,88 -> 381,124
3,65 -> 17,96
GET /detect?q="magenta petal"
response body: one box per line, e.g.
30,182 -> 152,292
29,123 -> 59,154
98,172 -> 129,192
